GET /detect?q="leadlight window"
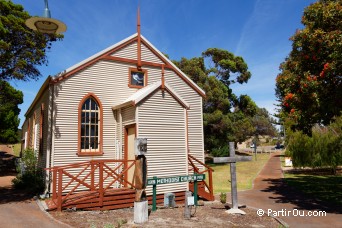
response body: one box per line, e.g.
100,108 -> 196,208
130,71 -> 145,87
80,97 -> 100,152
129,68 -> 147,88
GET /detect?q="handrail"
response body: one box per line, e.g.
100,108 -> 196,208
187,154 -> 214,200
188,154 -> 213,172
46,159 -> 136,171
46,159 -> 136,211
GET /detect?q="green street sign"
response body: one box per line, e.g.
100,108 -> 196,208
147,174 -> 205,186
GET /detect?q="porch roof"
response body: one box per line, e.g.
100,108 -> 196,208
112,80 -> 190,110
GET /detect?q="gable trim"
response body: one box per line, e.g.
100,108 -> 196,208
140,36 -> 206,97
101,56 -> 172,69
112,81 -> 190,111
51,33 -> 205,98
51,34 -> 138,84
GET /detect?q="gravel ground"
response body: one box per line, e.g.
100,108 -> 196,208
50,201 -> 281,228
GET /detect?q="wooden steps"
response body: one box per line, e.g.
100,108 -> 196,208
189,181 -> 215,201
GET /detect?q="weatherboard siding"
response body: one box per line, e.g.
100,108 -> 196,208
138,89 -> 188,194
22,87 -> 50,169
140,66 -> 204,164
110,41 -> 137,60
27,35 -> 205,194
122,105 -> 135,126
52,61 -> 140,167
102,38 -> 203,167
39,89 -> 50,169
141,43 -> 164,64
163,69 -> 204,164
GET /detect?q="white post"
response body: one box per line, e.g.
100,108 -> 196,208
134,201 -> 148,224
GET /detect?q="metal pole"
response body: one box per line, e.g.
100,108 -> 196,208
43,0 -> 51,18
194,179 -> 198,206
152,176 -> 157,211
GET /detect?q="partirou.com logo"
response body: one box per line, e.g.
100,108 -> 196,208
257,209 -> 327,217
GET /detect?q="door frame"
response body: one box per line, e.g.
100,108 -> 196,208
124,123 -> 136,187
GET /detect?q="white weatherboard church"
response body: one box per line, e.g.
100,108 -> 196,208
21,12 -> 209,205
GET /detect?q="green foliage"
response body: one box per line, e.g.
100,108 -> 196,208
0,0 -> 63,81
211,145 -> 230,157
286,114 -> 342,174
0,80 -> 23,143
174,48 -> 277,152
219,192 -> 226,204
276,0 -> 342,134
236,95 -> 257,117
203,48 -> 251,86
252,108 -> 277,137
12,148 -> 45,193
116,219 -> 128,227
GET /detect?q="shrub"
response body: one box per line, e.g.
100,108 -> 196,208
286,114 -> 342,174
12,148 -> 45,194
219,192 -> 226,204
211,145 -> 229,157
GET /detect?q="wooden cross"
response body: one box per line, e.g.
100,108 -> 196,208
215,142 -> 252,214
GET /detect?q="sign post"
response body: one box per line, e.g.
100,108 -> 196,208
147,174 -> 205,211
194,178 -> 198,206
152,176 -> 157,211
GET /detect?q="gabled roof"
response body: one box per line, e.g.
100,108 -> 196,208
112,80 -> 190,110
24,76 -> 51,117
51,33 -> 205,97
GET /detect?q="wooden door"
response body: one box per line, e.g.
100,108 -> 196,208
125,125 -> 136,186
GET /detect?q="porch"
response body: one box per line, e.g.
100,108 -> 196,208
45,155 -> 213,211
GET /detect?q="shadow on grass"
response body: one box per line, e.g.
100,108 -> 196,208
260,174 -> 342,214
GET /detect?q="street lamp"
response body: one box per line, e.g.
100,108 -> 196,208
25,0 -> 67,34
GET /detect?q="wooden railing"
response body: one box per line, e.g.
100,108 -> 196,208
188,154 -> 214,200
46,159 -> 136,211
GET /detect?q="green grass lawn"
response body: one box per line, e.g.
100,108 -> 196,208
281,150 -> 342,206
208,153 -> 270,194
284,172 -> 342,206
12,143 -> 21,157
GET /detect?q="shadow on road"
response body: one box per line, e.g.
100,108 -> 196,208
0,187 -> 33,204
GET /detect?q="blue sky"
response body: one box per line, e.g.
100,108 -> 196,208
11,0 -> 315,127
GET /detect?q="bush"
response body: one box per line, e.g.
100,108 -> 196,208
12,148 -> 45,194
219,192 -> 226,204
211,145 -> 230,157
286,115 -> 342,174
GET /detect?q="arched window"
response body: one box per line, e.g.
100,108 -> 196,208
78,93 -> 103,156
